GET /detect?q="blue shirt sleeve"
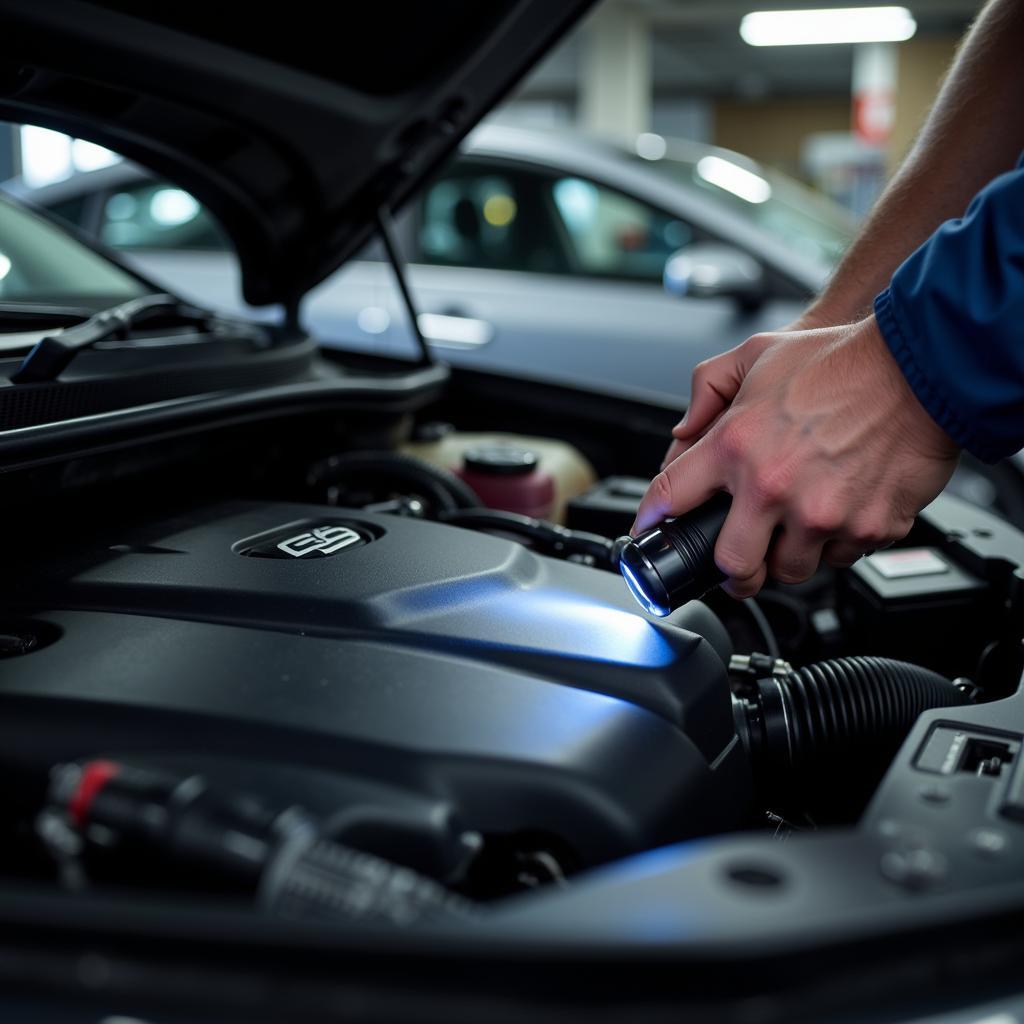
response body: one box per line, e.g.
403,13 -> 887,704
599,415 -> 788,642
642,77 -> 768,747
873,155 -> 1024,464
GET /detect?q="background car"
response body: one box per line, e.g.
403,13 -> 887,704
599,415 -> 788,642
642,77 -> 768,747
3,124 -> 855,404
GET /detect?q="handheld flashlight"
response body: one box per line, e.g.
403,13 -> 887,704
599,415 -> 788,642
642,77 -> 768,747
617,493 -> 732,616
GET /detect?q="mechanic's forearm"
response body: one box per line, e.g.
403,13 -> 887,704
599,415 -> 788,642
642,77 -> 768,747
803,0 -> 1024,326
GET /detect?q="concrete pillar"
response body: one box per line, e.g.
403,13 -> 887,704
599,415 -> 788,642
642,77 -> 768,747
852,43 -> 898,146
579,3 -> 650,142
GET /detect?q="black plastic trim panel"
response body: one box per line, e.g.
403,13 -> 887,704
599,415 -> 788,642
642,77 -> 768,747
0,360 -> 449,470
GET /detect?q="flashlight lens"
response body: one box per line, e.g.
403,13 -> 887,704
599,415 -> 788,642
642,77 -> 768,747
619,549 -> 671,617
616,493 -> 732,616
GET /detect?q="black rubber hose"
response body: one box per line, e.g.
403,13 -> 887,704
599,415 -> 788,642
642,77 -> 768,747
743,655 -> 967,783
439,508 -> 617,569
306,451 -> 480,513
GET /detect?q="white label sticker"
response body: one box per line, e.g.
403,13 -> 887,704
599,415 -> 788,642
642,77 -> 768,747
867,548 -> 949,579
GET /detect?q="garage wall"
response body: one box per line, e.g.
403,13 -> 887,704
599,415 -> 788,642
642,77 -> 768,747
711,97 -> 851,176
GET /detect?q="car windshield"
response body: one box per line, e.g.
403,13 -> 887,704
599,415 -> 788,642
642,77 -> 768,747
0,193 -> 148,310
633,149 -> 854,267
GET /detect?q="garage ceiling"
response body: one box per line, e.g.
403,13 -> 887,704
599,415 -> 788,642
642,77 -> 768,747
520,0 -> 981,100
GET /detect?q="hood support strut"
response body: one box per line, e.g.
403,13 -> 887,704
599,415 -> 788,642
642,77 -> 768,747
376,207 -> 432,367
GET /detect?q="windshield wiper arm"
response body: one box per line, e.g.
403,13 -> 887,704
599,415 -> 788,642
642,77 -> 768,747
10,293 -> 215,384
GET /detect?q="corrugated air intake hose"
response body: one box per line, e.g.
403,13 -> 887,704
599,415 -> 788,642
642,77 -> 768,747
736,656 -> 968,802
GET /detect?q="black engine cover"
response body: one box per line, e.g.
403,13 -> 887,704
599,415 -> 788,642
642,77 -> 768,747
3,502 -> 750,872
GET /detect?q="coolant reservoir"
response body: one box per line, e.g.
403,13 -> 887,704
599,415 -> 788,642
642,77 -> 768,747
455,445 -> 556,520
403,430 -> 596,523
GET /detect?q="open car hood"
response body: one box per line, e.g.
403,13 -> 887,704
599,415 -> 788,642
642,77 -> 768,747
0,0 -> 593,307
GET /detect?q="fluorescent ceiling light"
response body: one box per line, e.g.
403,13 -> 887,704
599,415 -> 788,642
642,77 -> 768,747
19,125 -> 73,188
740,7 -> 916,46
71,138 -> 120,173
696,156 -> 772,204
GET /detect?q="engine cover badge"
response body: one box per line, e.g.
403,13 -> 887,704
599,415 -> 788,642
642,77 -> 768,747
235,520 -> 371,559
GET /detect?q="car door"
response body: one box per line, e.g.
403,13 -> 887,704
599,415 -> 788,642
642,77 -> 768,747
396,157 -> 805,404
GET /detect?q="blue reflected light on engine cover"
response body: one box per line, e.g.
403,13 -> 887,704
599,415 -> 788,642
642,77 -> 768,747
492,589 -> 678,668
386,570 -> 679,668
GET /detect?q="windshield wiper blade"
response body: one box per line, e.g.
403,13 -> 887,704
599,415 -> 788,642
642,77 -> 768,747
10,293 -> 214,384
0,302 -> 95,328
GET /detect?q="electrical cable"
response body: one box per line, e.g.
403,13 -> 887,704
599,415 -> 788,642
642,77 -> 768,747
439,508 -> 617,569
743,598 -> 780,659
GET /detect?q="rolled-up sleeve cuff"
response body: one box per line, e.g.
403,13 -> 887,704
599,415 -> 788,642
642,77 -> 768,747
873,287 -> 1001,463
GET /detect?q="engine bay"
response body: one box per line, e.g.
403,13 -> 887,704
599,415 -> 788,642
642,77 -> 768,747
2,407 -> 1023,926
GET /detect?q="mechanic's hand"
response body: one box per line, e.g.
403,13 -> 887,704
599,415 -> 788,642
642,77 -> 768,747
637,315 -> 960,598
659,310 -> 833,472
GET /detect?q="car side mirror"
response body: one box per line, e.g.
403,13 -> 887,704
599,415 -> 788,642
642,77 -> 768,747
663,243 -> 765,310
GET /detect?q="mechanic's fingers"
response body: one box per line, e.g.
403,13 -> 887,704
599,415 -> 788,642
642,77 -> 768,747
671,334 -> 774,443
721,562 -> 768,600
767,525 -> 826,585
822,540 -> 870,568
714,501 -> 778,598
662,411 -> 730,470
660,418 -> 716,469
632,442 -> 722,535
660,437 -> 688,472
671,353 -> 744,443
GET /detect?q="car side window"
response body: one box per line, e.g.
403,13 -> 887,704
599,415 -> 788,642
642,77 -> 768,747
100,182 -> 226,251
46,195 -> 91,231
417,162 -> 573,274
549,176 -> 692,282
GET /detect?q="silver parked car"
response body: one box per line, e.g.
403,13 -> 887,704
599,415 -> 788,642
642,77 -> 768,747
5,124 -> 853,403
